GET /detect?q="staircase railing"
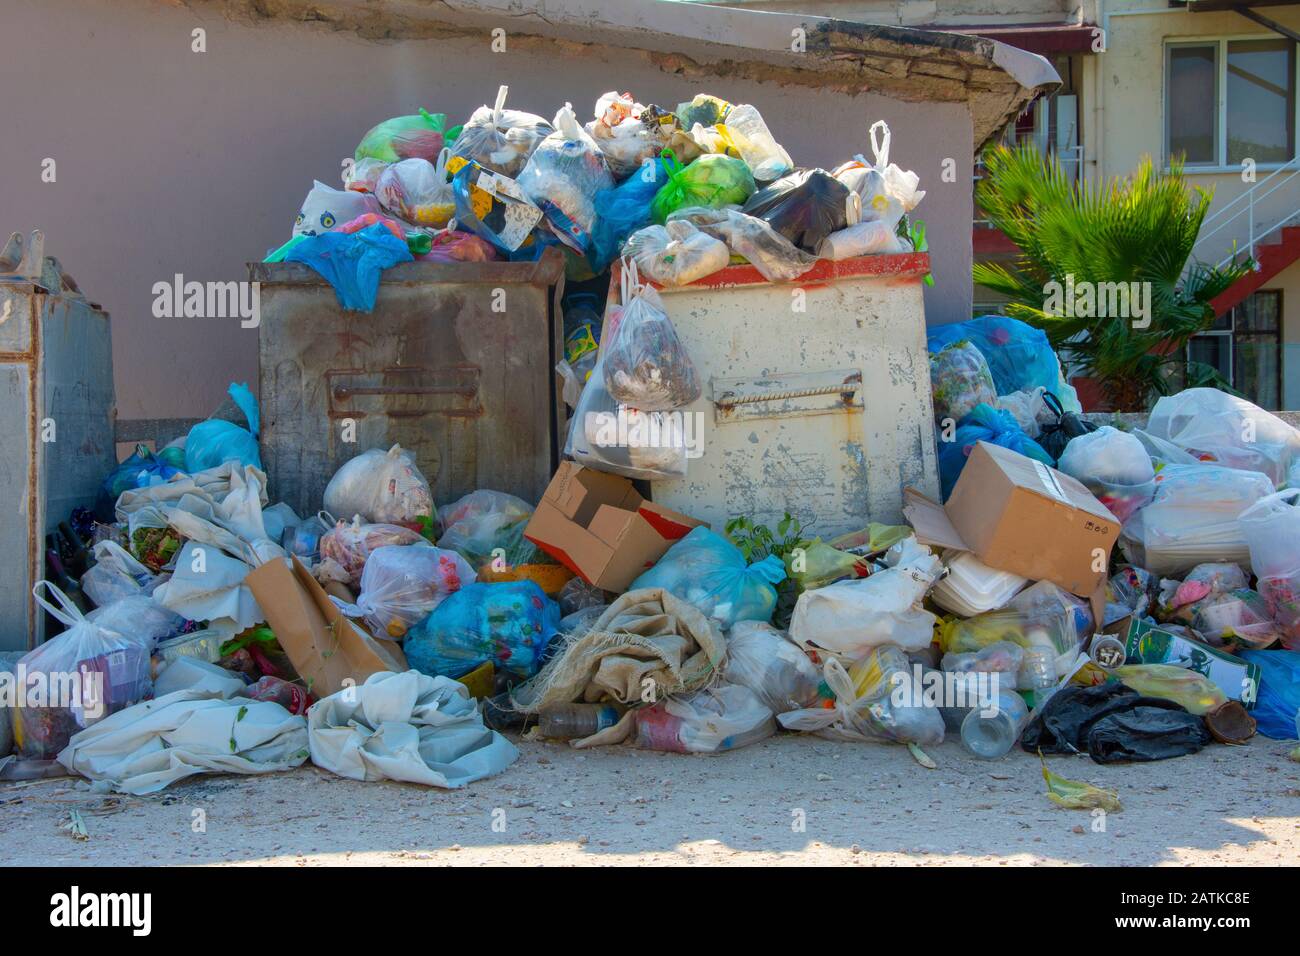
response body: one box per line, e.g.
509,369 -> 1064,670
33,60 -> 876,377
1193,158 -> 1300,269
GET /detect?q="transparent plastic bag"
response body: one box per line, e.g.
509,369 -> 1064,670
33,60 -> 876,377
557,576 -> 609,616
927,315 -> 1081,414
1057,425 -> 1156,522
630,527 -> 787,629
675,93 -> 732,129
741,168 -> 853,252
323,444 -> 433,526
601,261 -> 701,410
717,103 -> 792,181
633,683 -> 775,754
517,103 -> 615,254
332,544 -> 474,640
670,206 -> 816,281
317,517 -> 429,586
375,152 -> 454,227
1147,388 -> 1300,487
1112,664 -> 1228,715
929,340 -> 997,425
1189,588 -> 1281,648
354,108 -> 449,164
1240,488 -> 1300,647
404,581 -> 560,680
994,387 -> 1049,439
13,583 -> 153,759
344,157 -> 388,193
586,92 -> 660,181
650,152 -> 755,224
80,541 -> 160,608
623,220 -> 729,286
436,490 -> 538,569
86,593 -> 187,647
723,620 -> 821,714
450,85 -> 553,178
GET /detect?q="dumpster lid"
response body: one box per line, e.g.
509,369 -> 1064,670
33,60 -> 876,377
249,246 -> 566,286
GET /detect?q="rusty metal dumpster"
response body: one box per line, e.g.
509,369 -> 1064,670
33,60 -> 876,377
633,253 -> 939,539
252,249 -> 565,518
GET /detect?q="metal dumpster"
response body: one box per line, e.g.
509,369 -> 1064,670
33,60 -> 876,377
634,253 -> 939,539
252,249 -> 566,518
0,234 -> 116,650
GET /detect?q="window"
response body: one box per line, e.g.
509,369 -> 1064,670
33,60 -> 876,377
1188,291 -> 1283,409
1166,38 -> 1296,167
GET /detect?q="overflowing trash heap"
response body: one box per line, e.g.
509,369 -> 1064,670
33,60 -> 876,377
4,87 -> 1299,806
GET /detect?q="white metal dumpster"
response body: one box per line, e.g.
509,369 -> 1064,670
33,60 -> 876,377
634,254 -> 939,539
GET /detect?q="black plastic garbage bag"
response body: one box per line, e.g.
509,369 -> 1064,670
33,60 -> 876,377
1021,682 -> 1209,763
1038,391 -> 1099,462
740,169 -> 851,252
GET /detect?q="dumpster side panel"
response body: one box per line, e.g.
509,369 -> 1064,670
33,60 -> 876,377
256,260 -> 562,517
648,260 -> 938,538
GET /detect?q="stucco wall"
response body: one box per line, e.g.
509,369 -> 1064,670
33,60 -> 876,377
0,0 -> 978,419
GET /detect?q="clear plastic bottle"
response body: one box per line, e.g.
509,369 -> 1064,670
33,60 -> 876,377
1018,639 -> 1057,691
538,702 -> 624,740
960,688 -> 1029,759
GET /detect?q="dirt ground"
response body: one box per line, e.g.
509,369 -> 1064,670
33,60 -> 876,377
3,733 -> 1297,866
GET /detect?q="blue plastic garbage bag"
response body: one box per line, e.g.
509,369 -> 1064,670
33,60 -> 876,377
102,445 -> 184,500
1238,649 -> 1300,739
588,158 -> 668,272
405,581 -> 560,680
283,222 -> 412,312
629,526 -> 787,628
938,403 -> 1055,501
927,314 -> 1080,413
185,382 -> 262,473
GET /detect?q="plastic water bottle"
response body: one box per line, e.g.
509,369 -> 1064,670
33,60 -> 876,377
1019,640 -> 1056,691
960,688 -> 1029,759
538,703 -> 624,740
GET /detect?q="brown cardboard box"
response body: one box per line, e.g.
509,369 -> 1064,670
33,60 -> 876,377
903,441 -> 1120,599
524,462 -> 706,592
246,555 -> 407,698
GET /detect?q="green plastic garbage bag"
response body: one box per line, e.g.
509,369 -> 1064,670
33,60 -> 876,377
650,152 -> 755,224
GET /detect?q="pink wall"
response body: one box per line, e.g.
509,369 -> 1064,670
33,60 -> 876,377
0,0 -> 974,418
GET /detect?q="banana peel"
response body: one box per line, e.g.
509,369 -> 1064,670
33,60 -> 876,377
1040,755 -> 1122,812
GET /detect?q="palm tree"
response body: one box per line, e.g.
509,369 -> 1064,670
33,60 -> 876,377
973,144 -> 1252,411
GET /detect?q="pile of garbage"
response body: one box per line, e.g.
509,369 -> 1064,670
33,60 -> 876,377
265,86 -> 924,317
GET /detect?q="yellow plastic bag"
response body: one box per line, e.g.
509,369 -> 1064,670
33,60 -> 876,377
786,540 -> 868,592
1112,664 -> 1227,715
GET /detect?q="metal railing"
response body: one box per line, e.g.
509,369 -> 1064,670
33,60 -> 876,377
1193,157 -> 1300,269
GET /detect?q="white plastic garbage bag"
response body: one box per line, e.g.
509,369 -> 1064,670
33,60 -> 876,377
817,220 -> 905,259
623,220 -> 730,286
632,683 -> 775,753
1057,425 -> 1156,522
87,594 -> 186,647
308,670 -> 518,787
331,545 -> 474,640
57,689 -> 308,795
323,444 -> 434,526
1239,488 -> 1300,647
669,206 -> 816,282
722,621 -> 821,714
1147,388 -> 1300,486
831,120 -> 924,228
1119,463 -> 1275,576
80,541 -> 160,608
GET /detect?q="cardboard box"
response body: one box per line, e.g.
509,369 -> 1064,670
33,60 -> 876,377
904,441 -> 1120,599
1121,618 -> 1261,706
246,555 -> 407,698
524,462 -> 705,592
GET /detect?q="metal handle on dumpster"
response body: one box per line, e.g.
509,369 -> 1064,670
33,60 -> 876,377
711,369 -> 864,423
715,381 -> 861,411
332,383 -> 477,401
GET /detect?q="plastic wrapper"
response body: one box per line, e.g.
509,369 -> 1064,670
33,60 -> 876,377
623,220 -> 729,286
375,152 -> 454,227
436,490 -> 540,569
516,103 -> 615,254
788,547 -> 942,658
1119,463 -> 1275,577
831,121 -> 924,228
670,206 -> 816,281
939,594 -> 1085,681
86,594 -> 187,647
13,583 -> 153,759
332,545 -> 474,640
927,315 -> 1082,415
355,108 -> 450,164
586,92 -> 661,180
741,168 -> 853,252
450,86 -> 552,177
722,620 -> 821,714
81,541 -> 160,608
563,346 -> 691,481
929,340 -> 997,425
629,526 -> 787,629
1112,663 -> 1228,715
588,157 -> 669,271
293,180 -> 382,237
1147,388 -> 1300,487
404,581 -> 559,680
784,539 -> 868,593
317,517 -> 428,586
1056,425 -> 1155,521
185,382 -> 261,473
1105,565 -> 1157,624
937,403 -> 1055,501
1157,562 -> 1248,616
675,93 -> 731,129
323,444 -> 433,526
817,220 -> 905,259
650,152 -> 755,224
602,262 -> 701,410
634,683 -> 775,753
714,103 -> 792,181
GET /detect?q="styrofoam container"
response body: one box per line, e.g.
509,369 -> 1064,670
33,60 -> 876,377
930,550 -> 1027,617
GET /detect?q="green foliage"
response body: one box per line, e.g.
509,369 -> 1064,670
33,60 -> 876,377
973,144 -> 1253,410
724,512 -> 811,564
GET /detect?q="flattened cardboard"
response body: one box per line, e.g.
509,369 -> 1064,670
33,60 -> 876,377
904,441 -> 1120,598
246,555 -> 406,698
1121,618 -> 1261,706
524,462 -> 704,591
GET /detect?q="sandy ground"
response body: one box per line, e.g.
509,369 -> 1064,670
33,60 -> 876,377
3,733 -> 1297,866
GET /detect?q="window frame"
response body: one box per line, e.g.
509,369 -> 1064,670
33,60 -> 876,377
1164,34 -> 1300,172
1187,289 -> 1284,409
